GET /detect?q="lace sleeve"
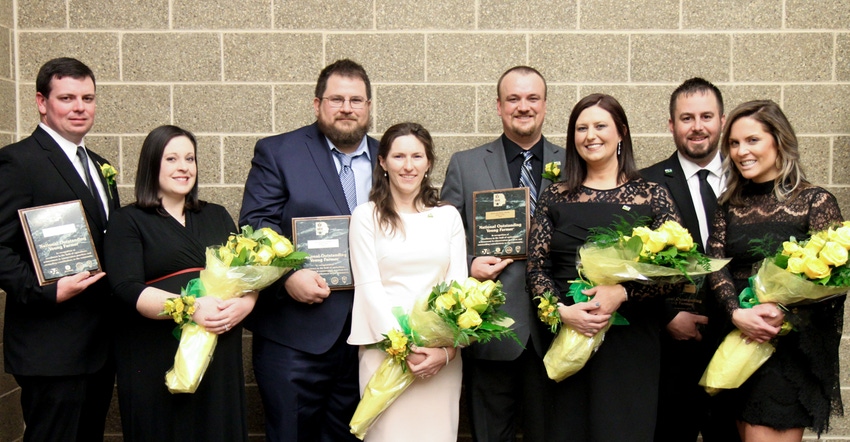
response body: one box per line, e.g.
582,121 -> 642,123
706,203 -> 740,315
807,187 -> 843,231
526,185 -> 558,299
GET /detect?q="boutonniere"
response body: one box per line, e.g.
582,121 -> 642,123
100,163 -> 118,198
542,161 -> 562,182
664,168 -> 674,177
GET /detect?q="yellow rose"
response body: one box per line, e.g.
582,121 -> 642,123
260,228 -> 295,257
660,222 -> 694,251
781,241 -> 801,256
786,256 -> 805,274
174,298 -> 184,313
828,226 -> 850,250
803,257 -> 831,279
218,247 -> 235,266
255,244 -> 275,266
819,241 -> 848,267
461,290 -> 488,310
434,292 -> 457,310
478,279 -> 497,298
386,329 -> 409,356
644,230 -> 670,254
235,236 -> 258,254
804,234 -> 827,255
631,226 -> 653,244
457,309 -> 482,329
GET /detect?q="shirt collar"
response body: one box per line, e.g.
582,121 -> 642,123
677,150 -> 722,179
39,122 -> 85,159
324,135 -> 371,160
502,134 -> 545,162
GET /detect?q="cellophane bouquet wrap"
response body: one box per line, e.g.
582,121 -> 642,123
699,223 -> 850,395
162,226 -> 306,393
536,219 -> 729,382
349,277 -> 519,439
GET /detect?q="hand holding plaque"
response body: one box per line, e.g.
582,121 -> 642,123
472,188 -> 529,259
292,216 -> 353,289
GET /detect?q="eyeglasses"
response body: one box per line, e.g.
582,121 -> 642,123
321,96 -> 370,109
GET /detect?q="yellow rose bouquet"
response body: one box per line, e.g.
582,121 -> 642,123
349,277 -> 519,439
537,218 -> 729,382
162,225 -> 307,393
699,223 -> 850,394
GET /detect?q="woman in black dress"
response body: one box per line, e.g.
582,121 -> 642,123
526,94 -> 680,441
104,125 -> 253,441
707,100 -> 844,441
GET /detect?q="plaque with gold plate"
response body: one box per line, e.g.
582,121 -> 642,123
472,188 -> 529,259
292,215 -> 353,290
18,200 -> 101,286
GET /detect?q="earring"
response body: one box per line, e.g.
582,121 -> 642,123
384,171 -> 388,177
617,141 -> 622,156
425,172 -> 428,178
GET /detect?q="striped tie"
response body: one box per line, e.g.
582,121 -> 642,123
520,150 -> 537,215
333,149 -> 357,213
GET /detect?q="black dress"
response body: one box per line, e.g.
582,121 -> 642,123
527,178 -> 680,442
706,180 -> 844,435
104,203 -> 246,442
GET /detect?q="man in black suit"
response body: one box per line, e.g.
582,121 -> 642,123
642,77 -> 738,442
0,57 -> 119,441
239,59 -> 377,442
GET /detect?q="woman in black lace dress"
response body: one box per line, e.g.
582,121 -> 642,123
707,100 -> 844,441
527,94 -> 681,441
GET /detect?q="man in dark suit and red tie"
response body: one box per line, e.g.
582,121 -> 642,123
0,57 -> 119,441
642,77 -> 740,442
239,59 -> 377,442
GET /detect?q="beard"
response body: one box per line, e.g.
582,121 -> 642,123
318,116 -> 371,148
676,133 -> 719,161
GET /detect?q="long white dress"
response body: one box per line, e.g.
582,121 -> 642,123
348,202 -> 468,442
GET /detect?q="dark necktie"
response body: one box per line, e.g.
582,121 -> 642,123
333,149 -> 357,213
76,146 -> 107,223
520,151 -> 537,215
697,169 -> 717,230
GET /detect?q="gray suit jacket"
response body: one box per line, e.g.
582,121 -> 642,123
440,136 -> 566,361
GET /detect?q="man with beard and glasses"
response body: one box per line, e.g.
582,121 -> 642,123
642,77 -> 739,442
239,59 -> 377,442
441,66 -> 564,442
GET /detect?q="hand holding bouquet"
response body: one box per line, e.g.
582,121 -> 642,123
537,218 -> 728,382
349,277 -> 518,440
699,223 -> 850,394
161,226 -> 307,393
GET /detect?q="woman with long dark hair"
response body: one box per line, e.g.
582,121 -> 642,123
104,125 -> 252,441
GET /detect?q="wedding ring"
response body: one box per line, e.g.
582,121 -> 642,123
225,324 -> 230,331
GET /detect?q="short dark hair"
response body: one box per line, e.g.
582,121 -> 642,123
563,93 -> 639,192
370,122 -> 441,235
315,59 -> 371,100
36,57 -> 96,98
669,77 -> 723,120
135,125 -> 203,213
496,65 -> 547,100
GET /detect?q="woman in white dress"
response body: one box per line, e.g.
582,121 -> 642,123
348,122 -> 468,441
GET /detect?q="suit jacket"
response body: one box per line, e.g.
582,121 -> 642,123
641,153 -> 722,328
440,136 -> 566,361
239,122 -> 379,355
0,126 -> 120,376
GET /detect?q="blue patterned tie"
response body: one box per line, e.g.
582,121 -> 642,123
520,150 -> 537,215
333,149 -> 357,213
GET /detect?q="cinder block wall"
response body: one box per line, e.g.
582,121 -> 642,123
0,1 -> 848,441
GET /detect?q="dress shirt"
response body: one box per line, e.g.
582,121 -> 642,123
325,135 -> 372,209
503,134 -> 544,189
678,151 -> 725,249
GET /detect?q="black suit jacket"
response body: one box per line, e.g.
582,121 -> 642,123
0,126 -> 119,376
239,123 -> 379,355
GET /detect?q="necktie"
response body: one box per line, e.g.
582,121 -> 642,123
333,149 -> 357,213
697,169 -> 717,230
520,150 -> 537,215
76,146 -> 107,223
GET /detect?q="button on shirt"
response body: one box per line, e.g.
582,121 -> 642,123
326,136 -> 372,209
678,151 -> 724,249
39,122 -> 110,219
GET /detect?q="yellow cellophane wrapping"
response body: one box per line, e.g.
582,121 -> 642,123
542,246 -> 729,382
165,249 -> 288,393
349,297 -> 461,439
699,259 -> 848,394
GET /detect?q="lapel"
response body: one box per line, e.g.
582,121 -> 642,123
34,127 -> 108,230
540,137 -> 563,190
660,154 -> 705,250
483,139 -> 513,190
305,123 -> 367,215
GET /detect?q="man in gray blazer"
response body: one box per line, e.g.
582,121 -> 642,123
441,66 -> 565,442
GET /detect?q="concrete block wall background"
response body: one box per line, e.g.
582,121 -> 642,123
0,0 -> 848,440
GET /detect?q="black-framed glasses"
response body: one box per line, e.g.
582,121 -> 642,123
321,96 -> 370,109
